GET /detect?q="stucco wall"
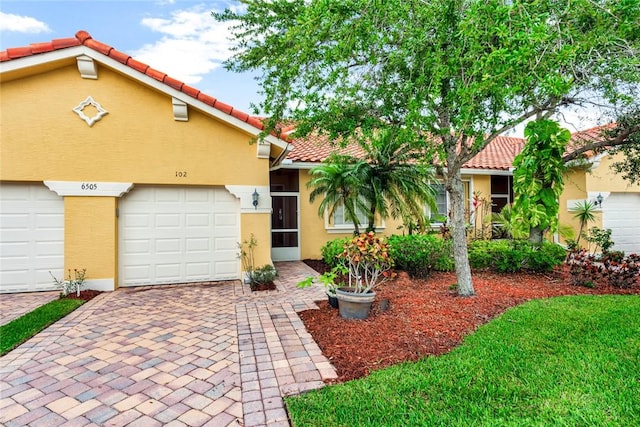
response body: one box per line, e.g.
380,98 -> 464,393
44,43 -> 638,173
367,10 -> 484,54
586,153 -> 640,194
1,65 -> 267,185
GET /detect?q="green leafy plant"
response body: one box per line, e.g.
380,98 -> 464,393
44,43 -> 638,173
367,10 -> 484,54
238,234 -> 278,291
512,119 -> 571,244
569,200 -> 597,247
585,227 -> 614,254
50,268 -> 86,297
526,242 -> 567,272
339,232 -> 394,293
469,240 -> 565,273
320,237 -> 351,268
297,264 -> 348,296
388,234 -> 454,278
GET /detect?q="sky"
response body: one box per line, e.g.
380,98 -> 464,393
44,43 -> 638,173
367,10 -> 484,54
0,1 -> 605,136
0,0 -> 262,114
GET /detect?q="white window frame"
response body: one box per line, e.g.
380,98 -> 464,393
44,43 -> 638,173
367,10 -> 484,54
425,180 -> 471,226
325,202 -> 386,234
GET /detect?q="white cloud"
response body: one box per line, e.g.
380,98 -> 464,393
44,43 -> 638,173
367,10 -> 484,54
133,4 -> 238,85
0,12 -> 51,34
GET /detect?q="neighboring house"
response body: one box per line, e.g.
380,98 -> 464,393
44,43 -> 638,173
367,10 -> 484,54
559,127 -> 640,254
1,32 -> 637,293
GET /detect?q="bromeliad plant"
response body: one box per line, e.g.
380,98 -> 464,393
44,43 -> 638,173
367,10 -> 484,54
340,232 -> 394,293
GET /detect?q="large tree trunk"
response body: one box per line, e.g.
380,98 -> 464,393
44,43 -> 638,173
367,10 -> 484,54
447,170 -> 475,297
529,226 -> 544,245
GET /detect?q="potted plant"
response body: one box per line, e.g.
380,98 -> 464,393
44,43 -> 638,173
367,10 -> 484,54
335,232 -> 394,319
297,264 -> 347,308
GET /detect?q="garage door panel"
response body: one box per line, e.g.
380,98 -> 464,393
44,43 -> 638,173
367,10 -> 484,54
119,187 -> 240,286
216,261 -> 240,277
602,193 -> 640,255
156,238 -> 181,254
186,213 -> 210,227
0,213 -> 30,231
0,184 -> 64,293
186,262 -> 210,276
156,214 -> 180,228
186,238 -> 209,252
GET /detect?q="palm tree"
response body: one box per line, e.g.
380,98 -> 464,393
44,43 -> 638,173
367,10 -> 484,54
308,155 -> 369,234
360,130 -> 437,231
570,200 -> 597,247
307,130 -> 438,233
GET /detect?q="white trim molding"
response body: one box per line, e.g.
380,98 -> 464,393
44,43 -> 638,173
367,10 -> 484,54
86,278 -> 115,292
44,181 -> 134,197
225,185 -> 272,213
72,96 -> 108,127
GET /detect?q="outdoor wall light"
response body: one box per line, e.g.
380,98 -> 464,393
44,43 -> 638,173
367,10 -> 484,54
252,188 -> 259,209
595,193 -> 603,207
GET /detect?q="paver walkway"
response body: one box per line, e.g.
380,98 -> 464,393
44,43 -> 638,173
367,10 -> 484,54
0,262 -> 335,427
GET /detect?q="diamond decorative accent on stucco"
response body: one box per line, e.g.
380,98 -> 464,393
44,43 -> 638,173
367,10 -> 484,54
72,96 -> 108,127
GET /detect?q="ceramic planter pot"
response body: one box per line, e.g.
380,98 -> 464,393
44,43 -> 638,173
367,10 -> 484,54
336,287 -> 375,319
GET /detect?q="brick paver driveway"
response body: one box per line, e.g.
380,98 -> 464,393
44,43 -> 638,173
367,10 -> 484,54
0,262 -> 336,427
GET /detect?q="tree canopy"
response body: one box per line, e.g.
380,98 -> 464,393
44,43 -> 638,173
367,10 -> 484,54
215,0 -> 640,296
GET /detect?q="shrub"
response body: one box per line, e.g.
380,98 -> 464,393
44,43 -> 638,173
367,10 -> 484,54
526,242 -> 567,272
250,264 -> 278,289
467,240 -> 496,270
469,240 -> 565,273
388,234 -> 454,278
321,237 -> 351,268
601,252 -> 640,288
566,249 -> 603,287
339,232 -> 394,293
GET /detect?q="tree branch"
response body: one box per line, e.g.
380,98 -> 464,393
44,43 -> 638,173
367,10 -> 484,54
562,125 -> 640,163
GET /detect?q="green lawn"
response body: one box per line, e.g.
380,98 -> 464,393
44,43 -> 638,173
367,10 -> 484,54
286,295 -> 640,426
0,298 -> 84,356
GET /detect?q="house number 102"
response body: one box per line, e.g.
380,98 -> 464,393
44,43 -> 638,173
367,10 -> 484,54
175,171 -> 188,178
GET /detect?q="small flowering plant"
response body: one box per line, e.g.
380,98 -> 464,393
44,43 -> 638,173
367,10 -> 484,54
340,232 -> 395,293
50,268 -> 87,297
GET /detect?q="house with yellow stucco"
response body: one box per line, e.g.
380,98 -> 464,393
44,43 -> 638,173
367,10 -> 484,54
1,31 -> 638,293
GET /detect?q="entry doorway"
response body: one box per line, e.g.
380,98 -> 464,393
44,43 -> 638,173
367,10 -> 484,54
271,193 -> 300,261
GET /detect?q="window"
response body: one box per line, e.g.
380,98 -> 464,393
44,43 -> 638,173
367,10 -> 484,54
326,202 -> 385,233
430,184 -> 448,223
332,203 -> 369,228
490,175 -> 513,213
426,181 -> 471,224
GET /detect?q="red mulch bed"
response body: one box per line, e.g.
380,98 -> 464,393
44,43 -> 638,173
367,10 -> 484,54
300,260 -> 639,383
63,290 -> 103,302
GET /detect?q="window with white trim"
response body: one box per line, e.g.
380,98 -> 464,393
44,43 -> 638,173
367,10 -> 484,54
332,203 -> 369,227
326,202 -> 385,232
426,181 -> 471,224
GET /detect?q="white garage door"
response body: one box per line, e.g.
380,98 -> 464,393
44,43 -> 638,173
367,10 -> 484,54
119,186 -> 240,286
0,183 -> 64,293
602,193 -> 640,255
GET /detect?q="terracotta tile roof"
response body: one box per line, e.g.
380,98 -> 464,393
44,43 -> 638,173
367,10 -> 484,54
0,31 -> 265,132
285,131 -> 526,171
462,136 -> 525,170
285,132 -> 366,162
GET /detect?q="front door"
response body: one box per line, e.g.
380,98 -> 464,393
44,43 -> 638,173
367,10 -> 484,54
271,193 -> 300,261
